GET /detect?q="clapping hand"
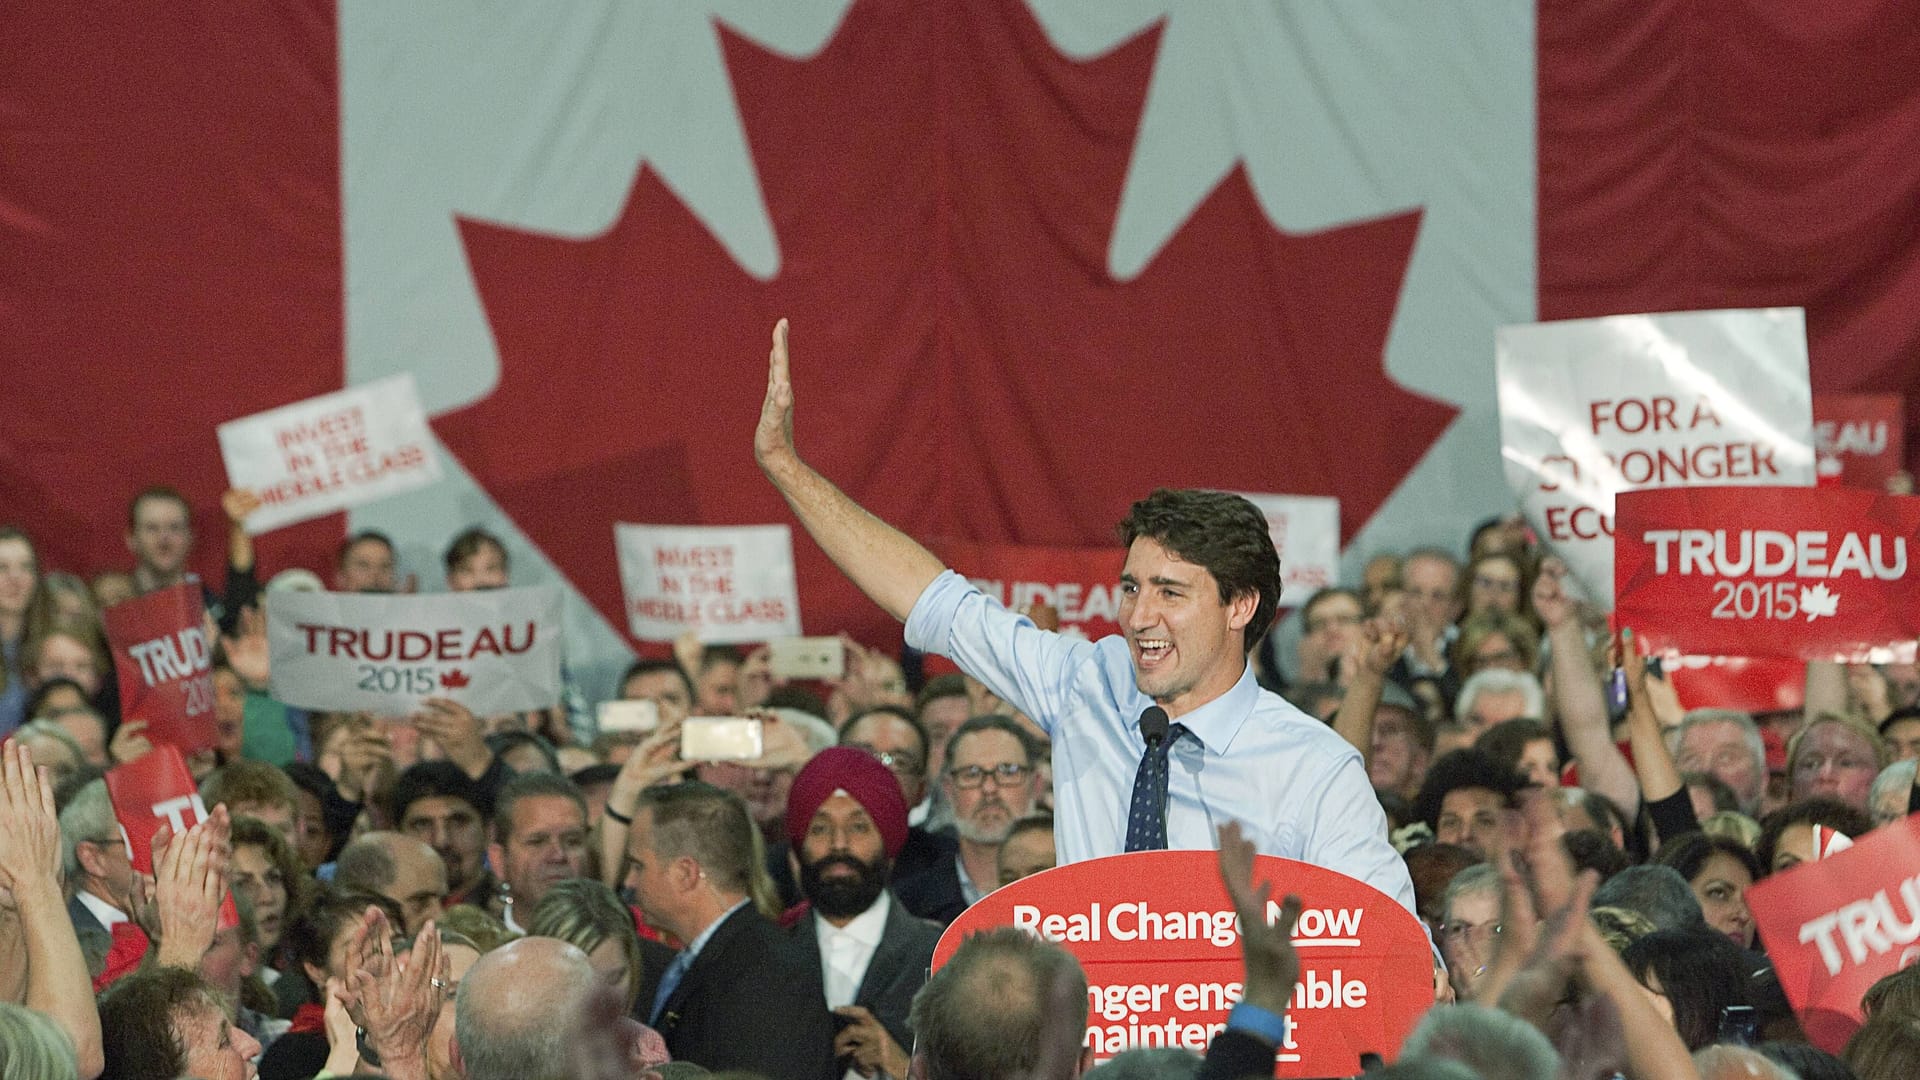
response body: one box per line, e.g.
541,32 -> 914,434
152,805 -> 232,969
0,740 -> 61,897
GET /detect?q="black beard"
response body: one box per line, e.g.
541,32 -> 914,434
800,853 -> 889,920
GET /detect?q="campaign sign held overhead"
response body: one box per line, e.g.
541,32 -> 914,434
216,374 -> 441,534
1614,485 -> 1920,663
267,586 -> 563,714
102,583 -> 218,754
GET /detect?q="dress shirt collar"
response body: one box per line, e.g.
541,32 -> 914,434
1154,660 -> 1261,755
76,889 -> 129,930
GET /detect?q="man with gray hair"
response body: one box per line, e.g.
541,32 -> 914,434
57,778 -> 134,978
1591,865 -> 1705,933
455,936 -> 641,1080
1454,669 -> 1546,736
910,926 -> 1091,1080
1668,708 -> 1768,815
1398,1003 -> 1561,1080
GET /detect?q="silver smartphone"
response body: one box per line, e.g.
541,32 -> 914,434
680,716 -> 765,761
767,636 -> 845,680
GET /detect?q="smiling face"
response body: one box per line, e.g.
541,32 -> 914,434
1119,538 -> 1256,717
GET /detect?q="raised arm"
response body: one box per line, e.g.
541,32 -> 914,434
754,319 -> 945,622
0,741 -> 105,1078
1331,618 -> 1407,763
1619,629 -> 1687,818
1534,560 -> 1639,818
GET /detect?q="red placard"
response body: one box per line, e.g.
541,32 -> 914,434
1614,486 -> 1920,662
931,851 -> 1433,1077
1813,394 -> 1906,490
1661,655 -> 1806,715
102,583 -> 218,753
1747,812 -> 1920,1054
932,540 -> 1127,642
104,745 -> 207,874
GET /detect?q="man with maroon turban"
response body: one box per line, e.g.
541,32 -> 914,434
786,747 -> 945,1080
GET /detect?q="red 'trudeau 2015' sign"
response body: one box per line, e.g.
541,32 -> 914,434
102,583 -> 218,754
932,851 -> 1433,1078
1614,485 -> 1920,663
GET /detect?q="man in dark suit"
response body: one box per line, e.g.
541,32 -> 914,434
625,781 -> 835,1080
57,778 -> 136,979
787,747 -> 945,1078
894,715 -> 1042,925
839,704 -> 958,883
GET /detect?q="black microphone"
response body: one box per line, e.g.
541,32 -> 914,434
1138,705 -> 1170,749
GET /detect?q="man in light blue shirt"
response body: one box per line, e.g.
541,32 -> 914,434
752,320 -> 1418,926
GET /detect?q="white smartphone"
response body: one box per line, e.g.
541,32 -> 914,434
597,699 -> 661,734
767,636 -> 845,680
680,716 -> 765,761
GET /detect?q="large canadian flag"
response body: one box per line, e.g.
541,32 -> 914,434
4,2 -> 1919,696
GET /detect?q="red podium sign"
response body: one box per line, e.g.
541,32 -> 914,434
932,851 -> 1433,1077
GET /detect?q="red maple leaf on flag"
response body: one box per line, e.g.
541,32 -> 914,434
439,668 -> 471,690
433,1 -> 1454,643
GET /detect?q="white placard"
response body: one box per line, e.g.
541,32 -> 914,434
267,586 -> 562,715
217,374 -> 441,534
1235,493 -> 1340,604
615,524 -> 802,644
1496,308 -> 1816,608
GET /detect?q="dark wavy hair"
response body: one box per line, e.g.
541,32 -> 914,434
1117,489 -> 1282,650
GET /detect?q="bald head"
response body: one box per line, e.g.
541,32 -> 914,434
910,927 -> 1089,1080
455,937 -> 599,1080
334,831 -> 448,934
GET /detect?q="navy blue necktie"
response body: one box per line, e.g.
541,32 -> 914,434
649,950 -> 692,1025
1124,707 -> 1187,852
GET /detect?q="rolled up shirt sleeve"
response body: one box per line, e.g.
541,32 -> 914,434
904,570 -> 1095,737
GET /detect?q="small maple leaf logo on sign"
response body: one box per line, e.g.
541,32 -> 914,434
1799,584 -> 1840,621
439,668 -> 471,690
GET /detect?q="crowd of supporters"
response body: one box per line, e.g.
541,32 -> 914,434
1,482 -> 1918,1080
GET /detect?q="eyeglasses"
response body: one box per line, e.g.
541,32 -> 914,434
848,743 -> 923,777
1472,575 -> 1518,595
1440,920 -> 1502,946
947,763 -> 1031,789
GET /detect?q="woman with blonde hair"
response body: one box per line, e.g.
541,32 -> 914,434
526,877 -> 650,1015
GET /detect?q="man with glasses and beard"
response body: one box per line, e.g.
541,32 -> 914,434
895,715 -> 1041,924
787,747 -> 943,1080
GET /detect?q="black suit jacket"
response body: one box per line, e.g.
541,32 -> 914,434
67,893 -> 113,980
655,905 -> 836,1080
893,855 -> 971,926
891,824 -> 956,885
793,894 -> 943,1053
